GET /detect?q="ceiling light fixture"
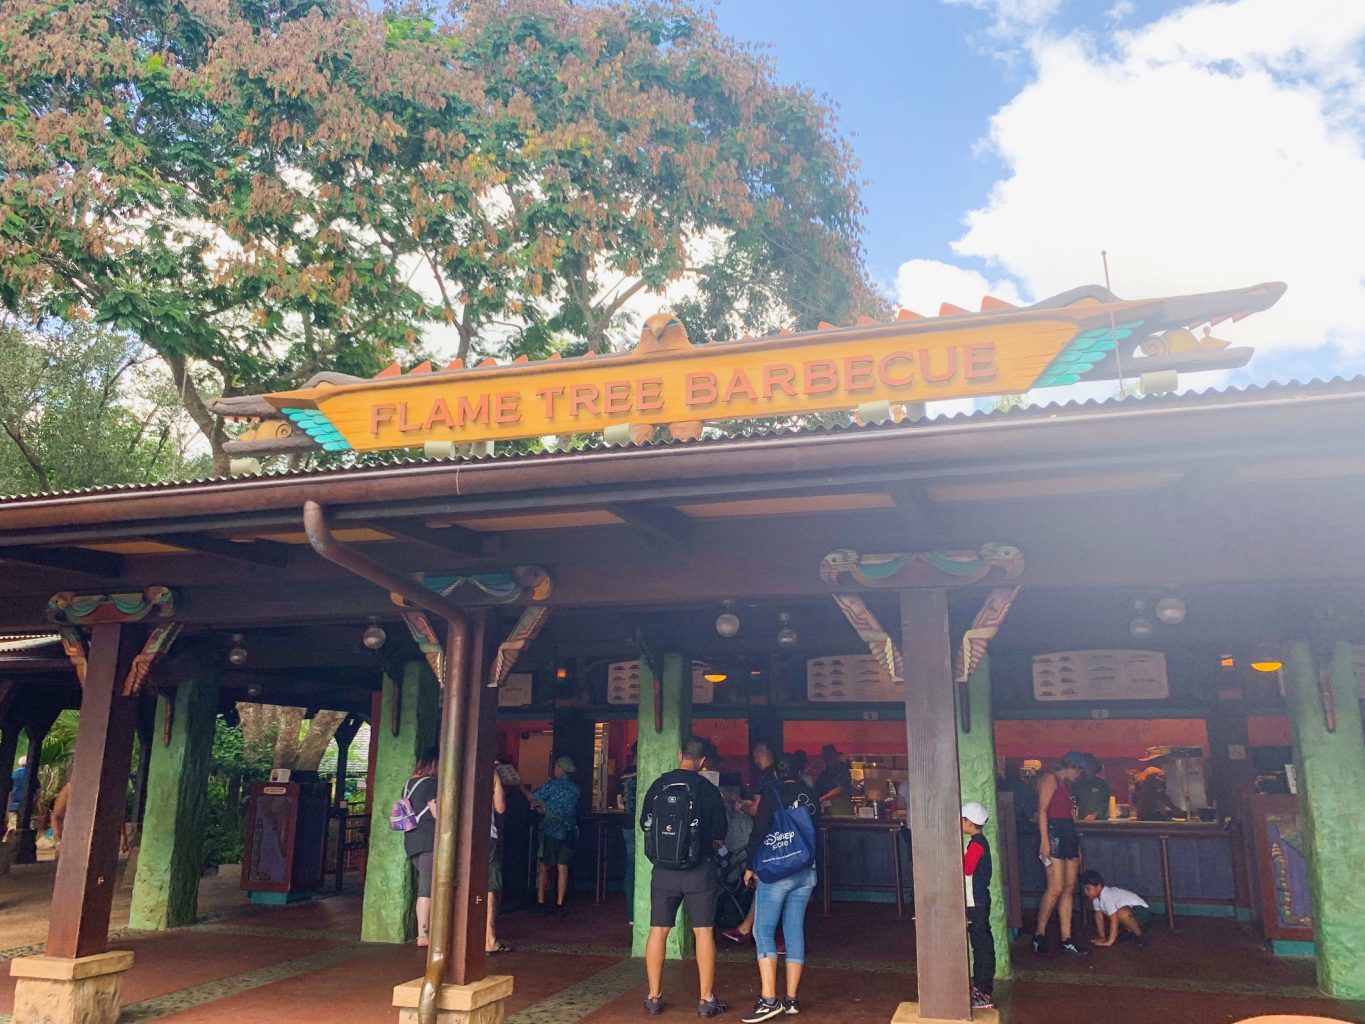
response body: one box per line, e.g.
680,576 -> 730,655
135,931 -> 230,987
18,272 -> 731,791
703,671 -> 728,684
1250,645 -> 1284,674
776,611 -> 798,648
1155,596 -> 1186,625
361,618 -> 387,650
715,601 -> 740,638
227,634 -> 249,666
1129,599 -> 1154,640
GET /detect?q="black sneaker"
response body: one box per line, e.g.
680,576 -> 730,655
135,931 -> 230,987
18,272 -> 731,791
698,996 -> 728,1018
1060,940 -> 1089,956
741,998 -> 784,1023
971,987 -> 995,1010
644,995 -> 664,1016
1032,934 -> 1048,955
782,997 -> 801,1015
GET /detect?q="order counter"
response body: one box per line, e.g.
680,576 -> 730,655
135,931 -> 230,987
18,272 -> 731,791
817,817 -> 912,917
1014,817 -> 1235,929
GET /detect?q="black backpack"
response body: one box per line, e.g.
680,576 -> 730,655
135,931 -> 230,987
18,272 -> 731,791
643,777 -> 704,870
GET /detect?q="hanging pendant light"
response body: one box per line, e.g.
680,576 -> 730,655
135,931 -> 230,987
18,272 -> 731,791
776,611 -> 798,648
715,600 -> 740,638
227,634 -> 249,666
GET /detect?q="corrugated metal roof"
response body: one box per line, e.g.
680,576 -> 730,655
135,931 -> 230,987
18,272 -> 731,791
1,375 -> 1361,506
0,634 -> 60,653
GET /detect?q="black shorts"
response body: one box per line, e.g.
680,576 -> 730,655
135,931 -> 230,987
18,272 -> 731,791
1048,819 -> 1081,860
649,861 -> 720,929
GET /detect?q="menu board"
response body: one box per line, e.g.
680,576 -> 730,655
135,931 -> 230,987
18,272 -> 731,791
607,660 -> 713,705
806,655 -> 904,702
1032,650 -> 1169,701
498,672 -> 534,708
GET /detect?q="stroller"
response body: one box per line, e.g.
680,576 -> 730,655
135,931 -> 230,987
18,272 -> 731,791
715,845 -> 753,930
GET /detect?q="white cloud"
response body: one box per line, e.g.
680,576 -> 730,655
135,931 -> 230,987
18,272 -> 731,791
894,258 -> 1025,317
944,0 -> 1365,377
946,0 -> 1062,35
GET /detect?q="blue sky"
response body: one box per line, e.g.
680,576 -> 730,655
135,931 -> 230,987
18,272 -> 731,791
710,0 -> 1365,393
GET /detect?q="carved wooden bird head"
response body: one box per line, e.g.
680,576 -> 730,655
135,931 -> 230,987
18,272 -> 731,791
636,312 -> 691,355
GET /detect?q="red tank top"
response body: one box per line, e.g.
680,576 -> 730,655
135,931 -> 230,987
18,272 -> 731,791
1046,777 -> 1074,820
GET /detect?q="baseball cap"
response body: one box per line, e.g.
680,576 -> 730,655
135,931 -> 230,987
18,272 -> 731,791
555,755 -> 577,774
961,801 -> 990,826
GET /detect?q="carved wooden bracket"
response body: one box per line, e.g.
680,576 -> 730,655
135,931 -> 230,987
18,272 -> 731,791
820,545 -> 1023,589
955,586 -> 1020,732
124,622 -> 183,696
401,611 -> 445,685
46,587 -> 175,624
831,594 -> 903,683
57,627 -> 88,686
490,607 -> 551,690
391,567 -> 552,609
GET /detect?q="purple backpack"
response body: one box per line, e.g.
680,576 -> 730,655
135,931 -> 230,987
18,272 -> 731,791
390,778 -> 430,832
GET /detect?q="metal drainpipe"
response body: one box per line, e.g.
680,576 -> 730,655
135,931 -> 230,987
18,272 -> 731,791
302,500 -> 467,1024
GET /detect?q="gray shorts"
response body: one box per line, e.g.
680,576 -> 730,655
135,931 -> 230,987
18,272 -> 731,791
411,851 -> 433,898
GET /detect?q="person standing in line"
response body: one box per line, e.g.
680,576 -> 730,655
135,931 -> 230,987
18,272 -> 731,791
640,736 -> 729,1018
740,756 -> 819,1022
1032,752 -> 1089,956
961,801 -> 995,1011
620,743 -> 639,926
530,755 -> 580,916
486,767 -> 512,954
403,747 -> 439,947
722,740 -> 779,945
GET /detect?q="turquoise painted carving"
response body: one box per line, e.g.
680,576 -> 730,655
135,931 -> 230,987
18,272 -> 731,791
47,586 -> 175,624
1035,320 -> 1144,387
416,566 -> 552,604
820,544 -> 1024,589
282,408 -> 351,451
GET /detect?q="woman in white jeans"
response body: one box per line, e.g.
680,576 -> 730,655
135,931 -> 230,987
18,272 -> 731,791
741,757 -> 820,1023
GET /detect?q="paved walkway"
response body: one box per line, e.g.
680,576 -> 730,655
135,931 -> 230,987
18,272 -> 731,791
1,862 -> 1362,1024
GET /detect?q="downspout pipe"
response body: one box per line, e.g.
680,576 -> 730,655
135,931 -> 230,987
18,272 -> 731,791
303,500 -> 467,1024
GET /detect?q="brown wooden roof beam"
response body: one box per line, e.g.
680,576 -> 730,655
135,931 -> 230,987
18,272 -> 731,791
0,544 -> 124,579
372,518 -> 490,559
158,532 -> 293,569
607,502 -> 693,549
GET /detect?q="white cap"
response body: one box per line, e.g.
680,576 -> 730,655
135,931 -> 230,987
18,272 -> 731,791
961,801 -> 990,826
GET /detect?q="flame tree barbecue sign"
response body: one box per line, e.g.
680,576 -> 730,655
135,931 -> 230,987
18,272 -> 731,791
212,282 -> 1285,456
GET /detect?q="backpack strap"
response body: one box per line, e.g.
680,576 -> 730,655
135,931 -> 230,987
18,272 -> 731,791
406,777 -> 431,823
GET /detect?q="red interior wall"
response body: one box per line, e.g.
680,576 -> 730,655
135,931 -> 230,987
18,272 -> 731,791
784,720 -> 905,756
993,718 -> 1209,761
1247,716 -> 1293,747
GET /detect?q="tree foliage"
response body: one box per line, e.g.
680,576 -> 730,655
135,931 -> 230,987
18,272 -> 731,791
0,0 -> 882,479
0,319 -> 208,495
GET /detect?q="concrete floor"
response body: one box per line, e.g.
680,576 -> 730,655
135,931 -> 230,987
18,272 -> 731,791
1,861 -> 1362,1024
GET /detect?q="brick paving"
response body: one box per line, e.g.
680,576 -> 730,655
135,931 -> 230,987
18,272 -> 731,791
2,861 -> 1362,1024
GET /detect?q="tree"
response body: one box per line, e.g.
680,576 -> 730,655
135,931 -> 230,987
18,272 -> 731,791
0,0 -> 433,474
0,318 -> 208,495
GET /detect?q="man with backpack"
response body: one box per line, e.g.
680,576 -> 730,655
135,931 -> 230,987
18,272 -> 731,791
639,736 -> 730,1018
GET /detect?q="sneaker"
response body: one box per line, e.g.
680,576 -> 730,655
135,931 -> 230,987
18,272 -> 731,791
1134,933 -> 1150,948
782,997 -> 801,1015
970,988 -> 994,1010
741,998 -> 784,1023
721,927 -> 748,944
698,996 -> 728,1018
1059,940 -> 1089,956
1032,934 -> 1048,955
644,995 -> 664,1016
554,904 -> 568,919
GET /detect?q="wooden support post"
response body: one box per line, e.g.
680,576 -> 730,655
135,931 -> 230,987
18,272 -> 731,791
900,589 -> 970,1022
451,609 -> 496,985
0,713 -> 22,830
46,623 -> 140,959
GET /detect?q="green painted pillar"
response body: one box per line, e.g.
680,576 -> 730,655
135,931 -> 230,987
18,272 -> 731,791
956,653 -> 1010,980
632,653 -> 693,959
361,660 -> 438,944
1285,640 -> 1365,999
129,670 -> 221,930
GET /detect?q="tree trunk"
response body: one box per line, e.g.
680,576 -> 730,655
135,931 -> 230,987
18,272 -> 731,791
271,706 -> 307,770
163,353 -> 229,476
294,710 -> 346,772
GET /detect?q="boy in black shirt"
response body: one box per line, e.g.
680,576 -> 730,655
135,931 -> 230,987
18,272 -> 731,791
639,736 -> 729,1018
962,801 -> 995,1011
